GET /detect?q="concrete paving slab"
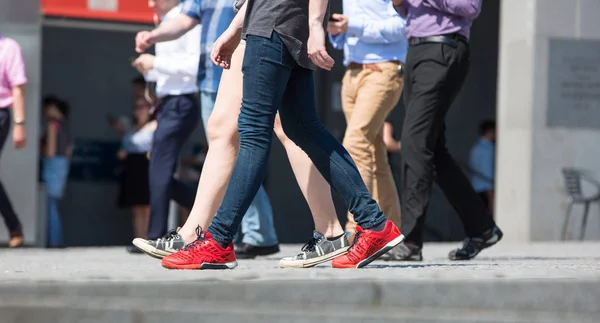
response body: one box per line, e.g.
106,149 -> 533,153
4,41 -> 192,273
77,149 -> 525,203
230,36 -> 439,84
0,242 -> 599,322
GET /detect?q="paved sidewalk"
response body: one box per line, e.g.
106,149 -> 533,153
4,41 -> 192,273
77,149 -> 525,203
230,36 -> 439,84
1,242 -> 599,322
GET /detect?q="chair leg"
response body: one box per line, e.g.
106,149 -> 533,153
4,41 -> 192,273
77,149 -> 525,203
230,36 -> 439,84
580,202 -> 590,241
562,202 -> 574,240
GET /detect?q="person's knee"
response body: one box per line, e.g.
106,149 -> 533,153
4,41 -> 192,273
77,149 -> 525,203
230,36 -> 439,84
207,113 -> 238,145
237,108 -> 275,141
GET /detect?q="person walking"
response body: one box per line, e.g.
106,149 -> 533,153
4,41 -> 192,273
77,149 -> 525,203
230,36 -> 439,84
393,0 -> 502,261
0,34 -> 27,248
132,0 -> 349,267
160,0 -> 404,270
327,0 -> 407,244
131,0 -> 201,244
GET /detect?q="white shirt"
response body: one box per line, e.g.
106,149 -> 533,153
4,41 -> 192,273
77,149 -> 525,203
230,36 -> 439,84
145,4 -> 201,98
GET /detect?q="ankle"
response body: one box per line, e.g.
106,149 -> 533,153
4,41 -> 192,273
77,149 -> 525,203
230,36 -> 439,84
316,223 -> 344,238
179,229 -> 198,244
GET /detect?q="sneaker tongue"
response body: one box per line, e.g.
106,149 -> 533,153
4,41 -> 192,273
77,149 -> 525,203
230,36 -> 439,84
312,230 -> 324,240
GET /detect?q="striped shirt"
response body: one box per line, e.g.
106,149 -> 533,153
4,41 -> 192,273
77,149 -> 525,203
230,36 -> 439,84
181,0 -> 236,94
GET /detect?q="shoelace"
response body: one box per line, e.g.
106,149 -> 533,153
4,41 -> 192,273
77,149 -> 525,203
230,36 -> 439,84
183,225 -> 205,252
157,229 -> 179,244
300,237 -> 320,254
347,231 -> 367,262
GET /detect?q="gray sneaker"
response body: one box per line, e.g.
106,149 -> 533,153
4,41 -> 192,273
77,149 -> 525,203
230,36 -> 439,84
279,231 -> 350,268
132,228 -> 186,259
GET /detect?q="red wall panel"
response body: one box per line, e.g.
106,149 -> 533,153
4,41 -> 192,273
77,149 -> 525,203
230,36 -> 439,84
42,0 -> 154,24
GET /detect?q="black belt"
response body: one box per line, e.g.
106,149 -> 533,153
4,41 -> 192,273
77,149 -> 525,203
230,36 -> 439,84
162,92 -> 198,102
409,33 -> 468,48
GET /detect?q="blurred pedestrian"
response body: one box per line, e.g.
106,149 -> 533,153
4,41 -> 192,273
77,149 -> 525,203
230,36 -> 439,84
41,95 -> 72,248
0,34 -> 27,248
132,0 -> 201,244
469,120 -> 496,214
117,97 -> 156,253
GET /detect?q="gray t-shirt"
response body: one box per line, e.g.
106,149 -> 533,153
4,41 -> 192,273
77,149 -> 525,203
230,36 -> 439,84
242,0 -> 315,70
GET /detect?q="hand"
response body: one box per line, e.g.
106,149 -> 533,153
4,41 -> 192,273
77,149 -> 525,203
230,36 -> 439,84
210,28 -> 241,69
326,14 -> 348,36
135,31 -> 155,53
117,149 -> 128,160
12,125 -> 26,149
132,54 -> 155,74
386,140 -> 402,153
308,24 -> 335,71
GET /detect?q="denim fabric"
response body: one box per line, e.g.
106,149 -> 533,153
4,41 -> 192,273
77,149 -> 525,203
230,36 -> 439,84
47,197 -> 63,246
208,32 -> 386,244
199,91 -> 278,246
43,156 -> 69,199
42,156 -> 69,246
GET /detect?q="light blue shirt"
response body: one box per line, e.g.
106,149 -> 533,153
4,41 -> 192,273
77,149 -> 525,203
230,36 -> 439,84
468,138 -> 495,193
182,0 -> 237,94
328,0 -> 408,66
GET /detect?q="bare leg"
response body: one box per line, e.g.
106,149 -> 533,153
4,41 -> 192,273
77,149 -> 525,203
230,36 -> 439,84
132,205 -> 150,239
274,115 -> 344,237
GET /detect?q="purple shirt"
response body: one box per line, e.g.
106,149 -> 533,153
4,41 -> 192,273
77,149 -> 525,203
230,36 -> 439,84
399,0 -> 481,39
0,35 -> 27,108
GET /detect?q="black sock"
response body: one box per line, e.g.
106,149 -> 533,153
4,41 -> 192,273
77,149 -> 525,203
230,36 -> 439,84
214,239 -> 229,249
327,233 -> 345,241
369,220 -> 387,232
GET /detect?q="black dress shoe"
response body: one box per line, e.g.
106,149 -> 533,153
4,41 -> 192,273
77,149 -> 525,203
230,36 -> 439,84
235,243 -> 280,259
126,245 -> 143,254
448,226 -> 503,260
382,242 -> 423,261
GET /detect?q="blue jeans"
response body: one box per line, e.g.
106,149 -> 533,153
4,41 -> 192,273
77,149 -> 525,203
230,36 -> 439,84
200,91 -> 278,246
43,156 -> 69,246
208,33 -> 386,244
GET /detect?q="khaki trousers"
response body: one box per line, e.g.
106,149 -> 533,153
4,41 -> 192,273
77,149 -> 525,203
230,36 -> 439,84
341,61 -> 403,232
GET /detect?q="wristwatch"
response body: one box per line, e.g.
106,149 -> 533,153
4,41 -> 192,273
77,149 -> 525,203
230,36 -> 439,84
14,119 -> 26,125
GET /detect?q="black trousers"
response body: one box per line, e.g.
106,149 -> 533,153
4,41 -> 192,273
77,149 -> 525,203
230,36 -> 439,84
400,39 -> 495,247
147,94 -> 199,240
0,108 -> 22,233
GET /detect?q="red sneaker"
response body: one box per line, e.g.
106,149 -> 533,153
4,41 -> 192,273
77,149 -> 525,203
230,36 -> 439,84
161,231 -> 238,270
332,220 -> 404,269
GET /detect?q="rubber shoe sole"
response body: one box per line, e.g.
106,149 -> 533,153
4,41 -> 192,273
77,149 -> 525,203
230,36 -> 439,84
132,238 -> 174,260
279,246 -> 349,268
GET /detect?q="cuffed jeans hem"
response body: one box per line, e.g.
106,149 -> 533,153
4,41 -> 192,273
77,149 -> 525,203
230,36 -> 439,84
359,216 -> 388,231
